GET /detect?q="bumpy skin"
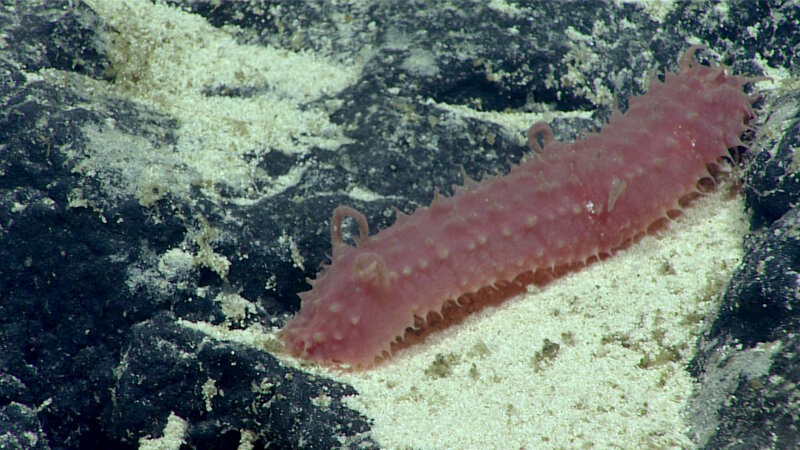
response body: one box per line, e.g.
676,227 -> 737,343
282,46 -> 760,368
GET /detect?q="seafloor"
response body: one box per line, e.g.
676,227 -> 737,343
1,1 -> 799,449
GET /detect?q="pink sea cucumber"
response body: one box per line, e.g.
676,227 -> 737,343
282,46 -> 763,369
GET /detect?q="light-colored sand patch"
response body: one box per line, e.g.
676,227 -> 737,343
82,0 -> 360,204
326,189 -> 746,449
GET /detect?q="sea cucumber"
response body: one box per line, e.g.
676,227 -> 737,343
282,46 -> 762,369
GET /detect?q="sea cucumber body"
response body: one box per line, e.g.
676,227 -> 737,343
282,47 -> 760,368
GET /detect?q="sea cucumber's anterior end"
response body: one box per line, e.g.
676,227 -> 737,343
280,324 -> 305,359
282,320 -> 329,365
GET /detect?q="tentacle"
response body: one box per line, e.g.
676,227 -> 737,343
527,122 -> 555,153
679,44 -> 708,72
331,205 -> 369,258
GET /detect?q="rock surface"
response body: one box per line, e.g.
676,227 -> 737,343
1,1 -> 798,448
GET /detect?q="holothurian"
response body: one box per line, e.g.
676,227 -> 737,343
282,46 -> 763,369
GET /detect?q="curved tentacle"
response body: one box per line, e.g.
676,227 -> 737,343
331,205 -> 369,258
678,44 -> 707,72
527,122 -> 555,153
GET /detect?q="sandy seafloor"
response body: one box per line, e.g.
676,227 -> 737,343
80,1 -> 759,448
